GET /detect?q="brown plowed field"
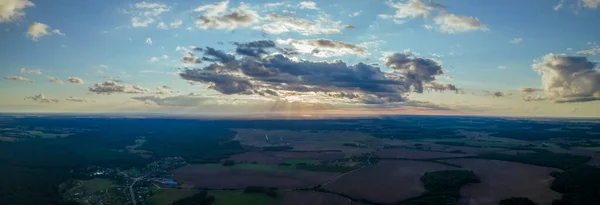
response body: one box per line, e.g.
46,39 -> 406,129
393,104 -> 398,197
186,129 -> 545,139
323,160 -> 457,204
443,159 -> 560,205
375,148 -> 473,159
171,166 -> 339,189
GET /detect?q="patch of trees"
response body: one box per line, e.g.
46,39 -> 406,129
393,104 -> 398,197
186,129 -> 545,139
550,165 -> 600,205
172,191 -> 215,205
243,186 -> 279,198
398,170 -> 480,205
221,160 -> 235,166
0,118 -> 248,205
477,150 -> 591,170
499,197 -> 538,205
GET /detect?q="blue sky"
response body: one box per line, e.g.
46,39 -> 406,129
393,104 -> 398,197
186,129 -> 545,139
1,0 -> 599,117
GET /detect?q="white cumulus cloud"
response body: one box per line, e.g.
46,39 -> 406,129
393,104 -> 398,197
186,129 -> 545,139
0,0 -> 35,23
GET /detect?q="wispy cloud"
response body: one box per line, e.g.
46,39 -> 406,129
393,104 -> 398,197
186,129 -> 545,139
20,68 -> 41,75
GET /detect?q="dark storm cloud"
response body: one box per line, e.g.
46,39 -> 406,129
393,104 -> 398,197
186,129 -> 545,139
427,82 -> 461,93
179,68 -> 254,94
519,87 -> 543,93
177,40 -> 458,104
203,47 -> 236,64
234,40 -> 276,57
181,56 -> 202,64
385,53 -> 444,93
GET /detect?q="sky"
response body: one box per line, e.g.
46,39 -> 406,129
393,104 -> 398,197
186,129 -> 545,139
1,0 -> 600,118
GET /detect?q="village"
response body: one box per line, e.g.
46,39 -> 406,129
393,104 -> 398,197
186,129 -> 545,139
61,157 -> 187,205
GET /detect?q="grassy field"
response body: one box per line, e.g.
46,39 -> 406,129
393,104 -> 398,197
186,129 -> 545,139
581,146 -> 600,151
209,190 -> 282,205
81,178 -> 118,195
149,188 -> 200,205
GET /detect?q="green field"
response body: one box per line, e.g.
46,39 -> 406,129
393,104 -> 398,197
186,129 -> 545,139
149,188 -> 200,205
581,146 -> 600,151
81,178 -> 118,195
209,190 -> 282,205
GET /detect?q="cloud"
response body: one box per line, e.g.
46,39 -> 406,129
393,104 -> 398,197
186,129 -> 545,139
145,37 -> 152,45
383,0 -> 486,34
234,40 -> 277,58
47,76 -> 64,84
387,0 -> 443,19
195,2 -> 259,30
276,38 -> 367,58
531,53 -> 600,103
554,0 -> 565,10
0,0 -> 34,23
385,52 -> 446,93
65,96 -> 88,103
67,77 -> 84,84
24,94 -> 59,103
130,2 -> 169,28
378,14 -> 393,19
157,21 -> 168,29
170,19 -> 183,28
523,95 -> 547,101
155,85 -> 177,94
194,0 -> 229,16
181,56 -> 202,64
510,38 -> 523,44
52,29 -> 65,36
519,87 -> 543,93
27,22 -> 49,41
132,17 -> 155,27
433,12 -> 487,34
482,90 -> 509,97
554,0 -> 600,11
89,81 -> 152,94
576,46 -> 599,56
580,0 -> 600,8
150,54 -> 169,62
255,14 -> 345,36
4,76 -> 33,82
157,19 -> 183,29
264,2 -> 286,8
299,1 -> 318,9
20,68 -> 41,75
497,66 -> 507,69
177,40 -> 458,104
350,11 -> 362,17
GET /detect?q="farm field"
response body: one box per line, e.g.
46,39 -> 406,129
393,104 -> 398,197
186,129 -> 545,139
149,188 -> 200,205
375,148 -> 473,159
443,158 -> 561,205
171,165 -> 339,189
323,160 -> 457,204
278,191 -> 351,205
79,178 -> 118,195
209,190 -> 282,205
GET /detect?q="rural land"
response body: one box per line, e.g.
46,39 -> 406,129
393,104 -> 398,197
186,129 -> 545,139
1,115 -> 600,205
